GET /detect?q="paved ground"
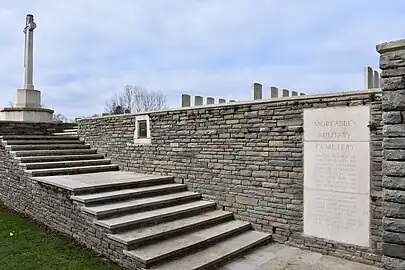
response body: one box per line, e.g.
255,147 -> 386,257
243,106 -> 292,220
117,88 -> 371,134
220,243 -> 382,270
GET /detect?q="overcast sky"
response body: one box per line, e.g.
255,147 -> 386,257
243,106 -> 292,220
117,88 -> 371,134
0,1 -> 404,119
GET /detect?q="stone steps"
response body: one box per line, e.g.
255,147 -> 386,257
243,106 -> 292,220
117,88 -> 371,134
123,220 -> 251,268
151,230 -> 271,270
71,183 -> 187,204
108,210 -> 233,248
7,143 -> 90,151
16,154 -> 105,163
21,159 -> 112,170
81,191 -> 201,218
26,164 -> 119,176
94,200 -> 217,230
12,148 -> 98,157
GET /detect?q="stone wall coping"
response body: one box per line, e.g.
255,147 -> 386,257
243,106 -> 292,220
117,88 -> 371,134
377,39 -> 405,53
78,89 -> 382,121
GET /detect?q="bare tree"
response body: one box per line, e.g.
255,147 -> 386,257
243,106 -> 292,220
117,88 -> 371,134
53,113 -> 69,123
104,85 -> 168,115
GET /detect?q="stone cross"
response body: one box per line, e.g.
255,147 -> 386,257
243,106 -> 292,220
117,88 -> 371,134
23,14 -> 36,90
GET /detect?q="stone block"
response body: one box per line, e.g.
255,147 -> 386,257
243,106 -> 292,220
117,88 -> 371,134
382,243 -> 405,260
382,90 -> 405,110
382,255 -> 405,270
384,201 -> 405,218
382,111 -> 402,124
383,160 -> 405,176
383,217 -> 405,233
235,195 -> 258,206
384,189 -> 405,204
383,176 -> 405,190
379,49 -> 405,70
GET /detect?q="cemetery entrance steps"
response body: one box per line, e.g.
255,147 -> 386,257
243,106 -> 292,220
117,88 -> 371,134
1,127 -> 272,269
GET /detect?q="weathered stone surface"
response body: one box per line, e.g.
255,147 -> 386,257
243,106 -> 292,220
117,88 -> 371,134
384,149 -> 405,160
383,160 -> 405,176
383,217 -> 405,233
380,50 -> 405,69
384,189 -> 405,204
382,89 -> 405,110
383,124 -> 405,137
382,255 -> 405,270
383,243 -> 405,260
384,201 -> 405,218
383,138 -> 405,149
382,111 -> 402,124
383,231 -> 405,245
383,176 -> 405,190
382,67 -> 405,78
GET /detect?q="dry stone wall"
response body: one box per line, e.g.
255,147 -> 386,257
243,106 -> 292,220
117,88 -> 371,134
78,91 -> 383,266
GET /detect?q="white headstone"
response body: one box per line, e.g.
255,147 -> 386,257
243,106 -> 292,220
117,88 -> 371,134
303,105 -> 370,247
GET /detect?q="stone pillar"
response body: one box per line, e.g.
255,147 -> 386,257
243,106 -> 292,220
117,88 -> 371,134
181,94 -> 191,107
374,70 -> 381,88
282,89 -> 289,97
270,87 -> 278,98
364,66 -> 374,89
377,39 -> 405,270
207,97 -> 215,104
194,96 -> 203,106
252,83 -> 262,100
291,91 -> 298,96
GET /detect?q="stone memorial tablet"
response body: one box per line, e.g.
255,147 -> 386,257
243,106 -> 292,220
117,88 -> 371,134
303,105 -> 370,247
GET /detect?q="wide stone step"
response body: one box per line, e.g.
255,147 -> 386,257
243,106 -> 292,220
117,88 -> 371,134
108,210 -> 233,248
4,139 -> 84,145
16,154 -> 105,163
53,132 -> 77,136
94,200 -> 217,230
71,183 -> 187,204
0,135 -> 79,140
7,144 -> 90,151
21,159 -> 112,170
62,129 -> 78,133
13,148 -> 98,157
33,172 -> 175,193
82,191 -> 201,218
26,164 -> 119,177
151,230 -> 272,270
123,220 -> 251,268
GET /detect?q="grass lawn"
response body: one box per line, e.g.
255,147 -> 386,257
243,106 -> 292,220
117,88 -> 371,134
0,203 -> 121,270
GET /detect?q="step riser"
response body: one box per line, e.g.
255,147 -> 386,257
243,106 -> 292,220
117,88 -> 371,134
13,149 -> 98,157
8,144 -> 90,151
131,224 -> 252,268
72,178 -> 176,195
22,159 -> 112,170
80,186 -> 188,205
124,214 -> 234,250
98,203 -> 217,232
28,165 -> 119,177
4,140 -> 84,145
17,155 -> 105,163
204,236 -> 271,270
89,194 -> 202,219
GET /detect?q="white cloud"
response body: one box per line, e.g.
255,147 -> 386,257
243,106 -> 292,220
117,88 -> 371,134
0,0 -> 404,119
